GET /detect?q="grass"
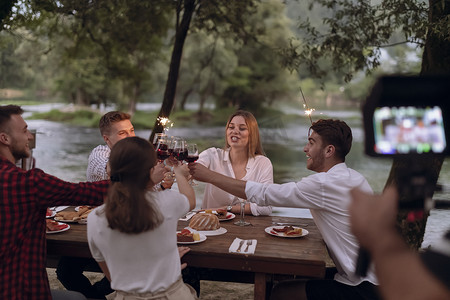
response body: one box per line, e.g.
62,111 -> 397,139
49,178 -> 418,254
0,100 -> 47,106
46,268 -> 254,299
29,109 -> 101,127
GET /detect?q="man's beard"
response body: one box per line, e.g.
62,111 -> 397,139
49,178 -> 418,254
11,143 -> 30,161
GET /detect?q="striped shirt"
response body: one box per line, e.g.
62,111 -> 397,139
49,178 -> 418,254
86,145 -> 110,182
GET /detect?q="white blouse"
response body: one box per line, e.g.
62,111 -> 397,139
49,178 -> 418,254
87,190 -> 189,293
197,147 -> 273,216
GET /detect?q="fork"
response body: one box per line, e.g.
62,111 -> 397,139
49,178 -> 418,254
244,240 -> 252,252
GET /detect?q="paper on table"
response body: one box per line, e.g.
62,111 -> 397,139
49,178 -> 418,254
229,238 -> 257,254
179,211 -> 196,222
54,206 -> 69,212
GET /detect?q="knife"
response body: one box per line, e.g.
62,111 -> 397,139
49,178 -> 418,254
236,240 -> 245,252
272,222 -> 308,227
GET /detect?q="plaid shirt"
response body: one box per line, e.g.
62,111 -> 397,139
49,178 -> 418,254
0,157 -> 109,299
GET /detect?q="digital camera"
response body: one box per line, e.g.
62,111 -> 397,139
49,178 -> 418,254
363,75 -> 450,157
362,75 -> 450,210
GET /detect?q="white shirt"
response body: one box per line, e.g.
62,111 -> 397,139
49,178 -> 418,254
86,145 -> 110,182
197,147 -> 273,216
245,162 -> 378,286
87,190 -> 189,293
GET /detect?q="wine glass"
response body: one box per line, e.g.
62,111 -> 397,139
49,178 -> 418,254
167,136 -> 180,179
185,143 -> 199,186
234,199 -> 251,226
155,136 -> 170,162
152,133 -> 167,148
172,138 -> 187,162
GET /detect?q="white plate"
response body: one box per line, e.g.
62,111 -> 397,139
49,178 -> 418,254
54,216 -> 80,223
219,212 -> 235,221
46,210 -> 56,218
179,211 -> 197,222
177,232 -> 207,244
199,211 -> 236,222
265,226 -> 309,238
75,206 -> 95,212
188,226 -> 227,236
46,222 -> 70,234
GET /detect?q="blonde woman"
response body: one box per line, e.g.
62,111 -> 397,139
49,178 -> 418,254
196,110 -> 273,216
87,137 -> 197,300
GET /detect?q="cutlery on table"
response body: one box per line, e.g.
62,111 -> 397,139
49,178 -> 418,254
272,222 -> 309,227
244,240 -> 252,252
236,240 -> 245,252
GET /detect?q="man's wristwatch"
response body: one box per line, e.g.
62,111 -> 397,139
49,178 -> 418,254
227,205 -> 233,212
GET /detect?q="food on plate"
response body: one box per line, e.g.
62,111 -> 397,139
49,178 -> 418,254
215,209 -> 228,219
46,208 -> 54,217
55,211 -> 79,220
272,226 -> 294,233
55,206 -> 95,221
204,209 -> 213,214
189,213 -> 220,231
271,226 -> 303,236
177,228 -> 200,243
46,219 -> 68,232
77,206 -> 95,219
285,228 -> 303,235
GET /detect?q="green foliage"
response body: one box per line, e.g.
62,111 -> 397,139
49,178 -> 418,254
211,0 -> 298,112
28,109 -> 101,127
131,111 -> 160,130
0,99 -> 42,105
282,0 -> 433,82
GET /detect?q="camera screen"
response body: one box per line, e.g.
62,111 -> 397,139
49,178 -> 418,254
373,106 -> 447,155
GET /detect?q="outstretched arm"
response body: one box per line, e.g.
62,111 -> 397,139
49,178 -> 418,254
188,162 -> 247,199
174,163 -> 196,211
350,187 -> 450,300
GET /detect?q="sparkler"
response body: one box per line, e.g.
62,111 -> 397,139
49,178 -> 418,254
157,116 -> 174,132
299,85 -> 314,125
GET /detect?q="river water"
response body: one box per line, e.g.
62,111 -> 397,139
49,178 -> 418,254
22,104 -> 450,249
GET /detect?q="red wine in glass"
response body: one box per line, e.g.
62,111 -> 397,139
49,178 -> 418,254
173,148 -> 188,161
185,155 -> 199,163
156,143 -> 170,161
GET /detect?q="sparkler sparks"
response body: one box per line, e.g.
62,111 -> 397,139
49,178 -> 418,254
157,117 -> 174,132
304,106 -> 315,118
299,85 -> 315,125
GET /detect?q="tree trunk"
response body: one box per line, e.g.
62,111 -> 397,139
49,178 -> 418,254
386,0 -> 450,250
179,87 -> 194,111
127,82 -> 139,116
149,0 -> 196,143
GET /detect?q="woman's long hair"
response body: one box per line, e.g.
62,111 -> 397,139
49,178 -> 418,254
105,136 -> 163,234
224,110 -> 265,157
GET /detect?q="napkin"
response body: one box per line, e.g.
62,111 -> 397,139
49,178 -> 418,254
54,206 -> 69,212
179,211 -> 197,222
229,238 -> 257,254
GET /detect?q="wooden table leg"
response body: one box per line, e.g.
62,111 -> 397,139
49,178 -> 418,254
254,272 -> 266,300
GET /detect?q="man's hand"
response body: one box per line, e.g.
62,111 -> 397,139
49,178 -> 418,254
173,163 -> 190,179
178,246 -> 191,270
188,162 -> 213,183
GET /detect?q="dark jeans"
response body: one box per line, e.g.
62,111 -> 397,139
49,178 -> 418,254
56,257 -> 114,300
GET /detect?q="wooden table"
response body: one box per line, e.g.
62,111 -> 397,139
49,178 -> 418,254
47,211 -> 328,299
